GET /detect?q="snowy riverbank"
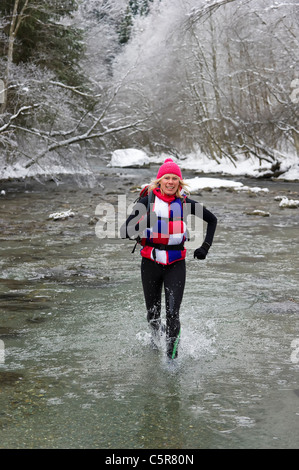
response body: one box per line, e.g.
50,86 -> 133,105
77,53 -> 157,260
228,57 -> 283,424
109,148 -> 299,182
1,148 -> 298,187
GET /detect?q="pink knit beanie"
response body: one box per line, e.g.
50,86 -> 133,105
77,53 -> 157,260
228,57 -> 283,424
156,158 -> 182,180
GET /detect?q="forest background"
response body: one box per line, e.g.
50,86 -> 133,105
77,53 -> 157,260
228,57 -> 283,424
0,0 -> 298,180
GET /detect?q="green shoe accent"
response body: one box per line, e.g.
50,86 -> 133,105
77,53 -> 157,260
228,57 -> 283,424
171,328 -> 181,359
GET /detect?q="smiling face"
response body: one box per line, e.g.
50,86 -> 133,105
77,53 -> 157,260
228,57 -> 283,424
159,174 -> 180,196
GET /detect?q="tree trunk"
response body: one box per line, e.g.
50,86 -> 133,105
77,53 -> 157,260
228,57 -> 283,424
1,0 -> 29,113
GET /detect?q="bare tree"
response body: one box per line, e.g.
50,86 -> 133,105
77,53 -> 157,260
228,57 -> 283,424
1,0 -> 298,177
112,0 -> 298,168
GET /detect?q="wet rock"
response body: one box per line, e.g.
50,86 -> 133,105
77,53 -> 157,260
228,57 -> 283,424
26,313 -> 49,323
0,371 -> 24,386
0,327 -> 22,338
130,185 -> 142,193
105,190 -> 120,195
245,210 -> 270,217
48,209 -> 75,220
0,278 -> 32,290
0,292 -> 25,301
88,216 -> 99,226
279,196 -> 299,209
0,290 -> 50,313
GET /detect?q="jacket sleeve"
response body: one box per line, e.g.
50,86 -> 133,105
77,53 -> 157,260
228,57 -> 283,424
185,197 -> 217,247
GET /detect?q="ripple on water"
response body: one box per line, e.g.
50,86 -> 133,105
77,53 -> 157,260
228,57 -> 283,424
0,177 -> 299,449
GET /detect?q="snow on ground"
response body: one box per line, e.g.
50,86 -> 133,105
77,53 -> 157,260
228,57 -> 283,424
184,176 -> 268,193
180,150 -> 299,182
0,147 -> 298,183
0,161 -> 91,181
185,176 -> 242,191
280,163 -> 299,181
109,149 -> 150,167
277,196 -> 299,208
181,151 -> 260,177
48,209 -> 75,220
108,148 -> 299,182
107,148 -> 297,193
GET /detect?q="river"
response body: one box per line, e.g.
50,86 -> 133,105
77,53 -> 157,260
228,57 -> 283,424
0,166 -> 299,449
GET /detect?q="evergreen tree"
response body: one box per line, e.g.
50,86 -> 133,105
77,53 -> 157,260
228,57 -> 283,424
0,0 -> 84,86
118,0 -> 154,44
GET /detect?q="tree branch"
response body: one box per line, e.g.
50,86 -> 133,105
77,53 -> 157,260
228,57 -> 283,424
24,117 -> 149,169
0,105 -> 39,133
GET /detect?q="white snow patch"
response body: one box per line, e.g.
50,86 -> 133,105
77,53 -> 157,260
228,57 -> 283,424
185,176 -> 243,191
181,152 -> 266,177
180,151 -> 299,181
278,162 -> 299,181
109,149 -> 150,167
185,176 -> 268,194
237,185 -> 269,194
279,196 -> 299,208
0,160 -> 91,181
49,209 -> 75,220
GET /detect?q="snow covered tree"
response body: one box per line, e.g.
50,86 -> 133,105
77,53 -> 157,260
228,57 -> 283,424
110,0 -> 299,166
1,0 -> 298,178
117,0 -> 155,44
0,0 -> 83,113
0,0 -> 150,175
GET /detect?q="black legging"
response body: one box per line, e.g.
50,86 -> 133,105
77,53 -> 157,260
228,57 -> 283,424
141,257 -> 186,358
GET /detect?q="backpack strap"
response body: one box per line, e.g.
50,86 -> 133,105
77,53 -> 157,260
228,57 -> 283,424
144,241 -> 185,251
147,189 -> 154,213
131,190 -> 154,253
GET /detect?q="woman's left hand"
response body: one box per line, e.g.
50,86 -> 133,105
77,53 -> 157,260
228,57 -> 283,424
193,243 -> 210,260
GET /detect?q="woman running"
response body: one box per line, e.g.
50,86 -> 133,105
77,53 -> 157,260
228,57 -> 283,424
121,158 -> 217,359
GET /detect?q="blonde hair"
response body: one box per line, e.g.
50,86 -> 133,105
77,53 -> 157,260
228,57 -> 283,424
148,174 -> 190,200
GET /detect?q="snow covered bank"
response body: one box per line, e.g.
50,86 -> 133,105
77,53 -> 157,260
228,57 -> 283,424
109,149 -> 150,167
185,177 -> 243,191
0,147 -> 297,183
180,151 -> 299,182
184,176 -> 269,194
279,163 -> 299,182
0,160 -> 92,181
108,148 -> 299,181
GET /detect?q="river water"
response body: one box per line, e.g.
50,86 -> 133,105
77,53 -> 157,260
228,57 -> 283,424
0,166 -> 299,449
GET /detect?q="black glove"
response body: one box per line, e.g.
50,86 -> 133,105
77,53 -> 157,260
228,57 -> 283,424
194,242 -> 210,260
